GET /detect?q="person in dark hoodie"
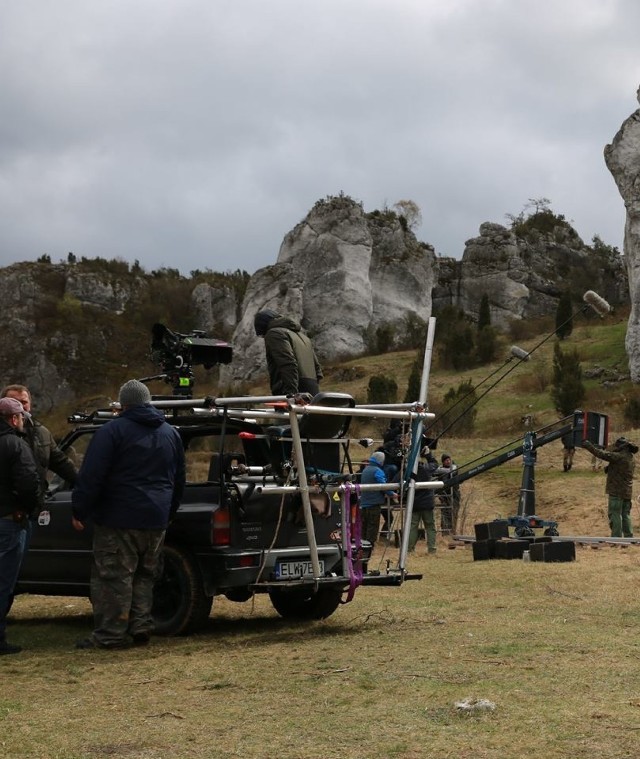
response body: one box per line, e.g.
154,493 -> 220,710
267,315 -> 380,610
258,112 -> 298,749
254,310 -> 323,396
71,380 -> 185,649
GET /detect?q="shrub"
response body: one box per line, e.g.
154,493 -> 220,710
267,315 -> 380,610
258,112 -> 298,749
434,380 -> 478,438
367,375 -> 398,405
624,395 -> 640,427
376,324 -> 395,354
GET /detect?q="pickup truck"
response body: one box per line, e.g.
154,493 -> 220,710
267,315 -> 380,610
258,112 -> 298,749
16,392 -> 400,636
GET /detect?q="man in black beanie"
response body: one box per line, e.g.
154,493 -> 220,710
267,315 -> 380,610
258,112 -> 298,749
72,379 -> 185,649
254,310 -> 323,396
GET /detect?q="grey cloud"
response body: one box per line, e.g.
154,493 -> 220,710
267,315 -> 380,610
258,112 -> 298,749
0,0 -> 636,274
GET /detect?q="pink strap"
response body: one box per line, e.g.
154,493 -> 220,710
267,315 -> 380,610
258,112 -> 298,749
342,481 -> 363,603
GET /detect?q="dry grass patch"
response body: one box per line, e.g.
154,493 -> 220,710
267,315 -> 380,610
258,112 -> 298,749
4,547 -> 640,758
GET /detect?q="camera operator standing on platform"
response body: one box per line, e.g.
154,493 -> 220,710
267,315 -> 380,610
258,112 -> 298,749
254,310 -> 323,396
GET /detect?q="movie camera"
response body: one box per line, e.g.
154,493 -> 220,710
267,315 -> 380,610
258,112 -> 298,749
148,323 -> 233,396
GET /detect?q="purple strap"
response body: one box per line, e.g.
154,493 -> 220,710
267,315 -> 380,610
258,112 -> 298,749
342,481 -> 363,603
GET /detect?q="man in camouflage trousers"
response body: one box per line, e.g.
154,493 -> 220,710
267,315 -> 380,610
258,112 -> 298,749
71,380 -> 185,649
583,436 -> 638,538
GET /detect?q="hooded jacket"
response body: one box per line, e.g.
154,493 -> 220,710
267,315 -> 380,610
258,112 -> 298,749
360,455 -> 395,507
71,405 -> 186,529
0,419 -> 41,519
263,316 -> 323,396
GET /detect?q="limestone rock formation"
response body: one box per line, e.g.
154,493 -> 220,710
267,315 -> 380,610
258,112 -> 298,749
605,85 -> 640,381
192,282 -> 238,337
0,264 -> 78,411
220,195 -> 436,387
434,221 -> 627,330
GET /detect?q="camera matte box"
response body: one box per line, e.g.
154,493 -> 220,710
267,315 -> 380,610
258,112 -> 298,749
529,541 -> 576,563
474,520 -> 509,541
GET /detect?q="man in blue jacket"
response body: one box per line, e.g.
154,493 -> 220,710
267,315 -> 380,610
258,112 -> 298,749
72,380 -> 185,649
359,451 -> 398,546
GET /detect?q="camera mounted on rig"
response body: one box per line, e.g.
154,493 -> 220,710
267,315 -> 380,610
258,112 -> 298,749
150,323 -> 233,396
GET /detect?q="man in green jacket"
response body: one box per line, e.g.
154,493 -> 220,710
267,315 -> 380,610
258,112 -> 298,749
254,310 -> 323,397
583,436 -> 638,537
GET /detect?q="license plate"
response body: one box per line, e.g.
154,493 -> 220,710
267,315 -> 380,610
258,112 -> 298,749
275,559 -> 325,579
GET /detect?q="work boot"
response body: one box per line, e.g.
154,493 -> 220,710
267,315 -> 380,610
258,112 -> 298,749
132,631 -> 151,646
0,640 -> 22,656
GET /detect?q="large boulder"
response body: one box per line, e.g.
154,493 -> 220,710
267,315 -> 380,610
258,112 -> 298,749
434,220 -> 627,330
605,85 -> 640,381
220,196 -> 436,387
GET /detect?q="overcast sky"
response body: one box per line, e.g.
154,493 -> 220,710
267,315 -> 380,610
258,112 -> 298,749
1,0 -> 639,276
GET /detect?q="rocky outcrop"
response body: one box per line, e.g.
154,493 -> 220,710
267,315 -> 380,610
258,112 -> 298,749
605,85 -> 640,381
220,196 -> 436,387
192,282 -> 238,337
0,188 -> 632,416
0,264 -> 82,411
434,221 -> 627,329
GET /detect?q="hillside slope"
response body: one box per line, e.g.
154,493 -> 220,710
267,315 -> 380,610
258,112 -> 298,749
43,307 -> 636,538
240,307 -> 635,537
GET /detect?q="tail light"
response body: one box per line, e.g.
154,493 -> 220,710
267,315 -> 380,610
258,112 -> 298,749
211,505 -> 231,545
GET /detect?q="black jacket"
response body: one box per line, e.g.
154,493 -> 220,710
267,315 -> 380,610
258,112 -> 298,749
0,419 -> 41,519
411,459 -> 439,511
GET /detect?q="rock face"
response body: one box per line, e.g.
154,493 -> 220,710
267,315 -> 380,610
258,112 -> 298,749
192,282 -> 238,337
605,86 -> 640,381
0,191 -> 631,417
434,222 -> 627,330
0,263 -> 143,412
221,196 -> 436,387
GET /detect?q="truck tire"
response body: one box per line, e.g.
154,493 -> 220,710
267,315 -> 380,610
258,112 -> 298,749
152,544 -> 213,636
268,586 -> 343,620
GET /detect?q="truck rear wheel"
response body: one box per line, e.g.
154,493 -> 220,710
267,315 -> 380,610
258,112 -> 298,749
152,544 -> 213,636
268,586 -> 343,620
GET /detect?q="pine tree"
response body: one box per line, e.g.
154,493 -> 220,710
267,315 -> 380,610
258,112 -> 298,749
404,355 -> 422,403
555,291 -> 573,340
478,294 -> 491,331
551,341 -> 585,416
438,380 -> 478,437
368,375 -> 398,405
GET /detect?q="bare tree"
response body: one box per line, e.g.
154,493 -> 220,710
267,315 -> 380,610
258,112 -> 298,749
393,199 -> 422,231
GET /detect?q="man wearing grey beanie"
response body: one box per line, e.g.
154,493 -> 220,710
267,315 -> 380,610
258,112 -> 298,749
71,379 -> 185,649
